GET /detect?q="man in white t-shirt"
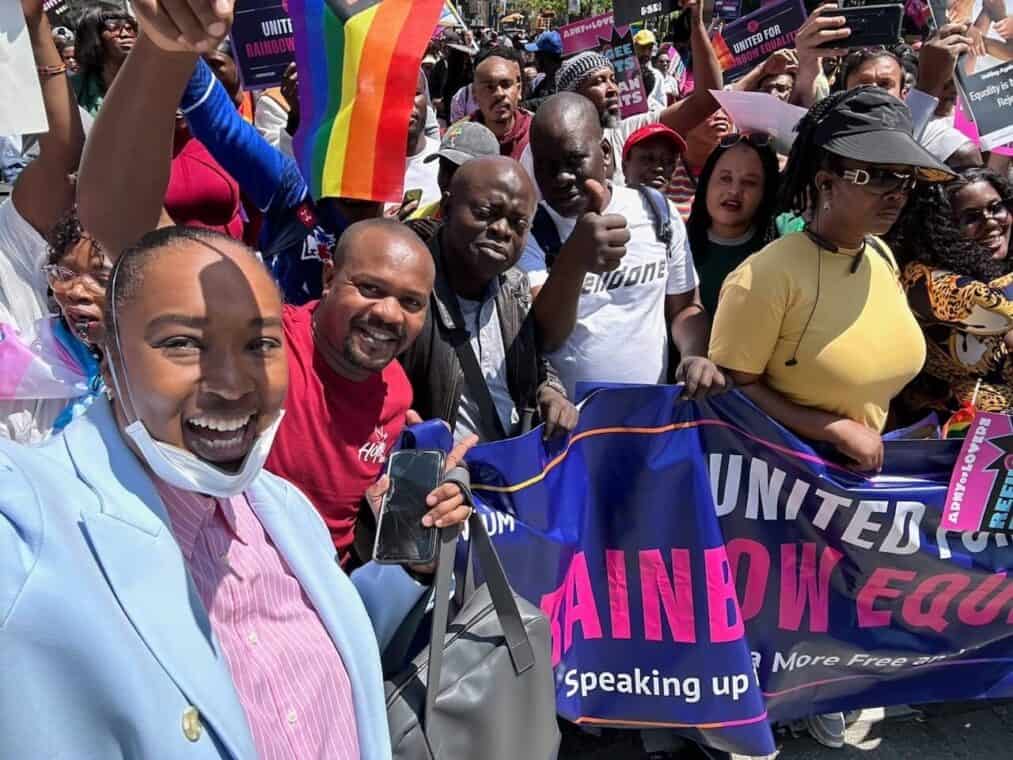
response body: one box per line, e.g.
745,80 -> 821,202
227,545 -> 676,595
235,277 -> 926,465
1,0 -> 87,442
519,93 -> 727,400
386,71 -> 442,218
553,0 -> 723,186
633,29 -> 667,109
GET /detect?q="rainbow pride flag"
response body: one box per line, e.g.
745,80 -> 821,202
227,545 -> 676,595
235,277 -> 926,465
289,0 -> 443,203
942,400 -> 978,439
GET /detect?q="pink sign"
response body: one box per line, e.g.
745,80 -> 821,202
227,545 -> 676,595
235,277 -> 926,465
557,15 -> 647,118
953,97 -> 1013,158
944,412 -> 1013,533
560,11 -> 617,55
601,27 -> 649,118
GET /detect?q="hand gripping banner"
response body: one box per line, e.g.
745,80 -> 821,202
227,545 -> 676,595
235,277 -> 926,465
425,385 -> 1013,757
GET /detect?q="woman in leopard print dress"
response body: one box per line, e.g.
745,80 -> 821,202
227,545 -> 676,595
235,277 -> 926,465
889,167 -> 1013,417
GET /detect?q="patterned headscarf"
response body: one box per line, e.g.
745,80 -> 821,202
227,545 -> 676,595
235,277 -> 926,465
556,51 -> 615,93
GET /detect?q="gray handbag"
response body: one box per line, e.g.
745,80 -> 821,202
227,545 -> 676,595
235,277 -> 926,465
383,477 -> 560,760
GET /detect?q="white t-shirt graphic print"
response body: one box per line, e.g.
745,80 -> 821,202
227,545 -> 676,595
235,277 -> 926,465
519,185 -> 698,398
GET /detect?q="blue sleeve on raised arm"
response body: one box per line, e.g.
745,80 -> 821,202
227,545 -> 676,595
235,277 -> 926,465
181,58 -> 308,214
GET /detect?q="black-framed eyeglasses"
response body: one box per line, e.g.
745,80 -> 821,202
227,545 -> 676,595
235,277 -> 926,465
835,166 -> 917,195
956,199 -> 1011,229
102,17 -> 137,33
719,132 -> 772,149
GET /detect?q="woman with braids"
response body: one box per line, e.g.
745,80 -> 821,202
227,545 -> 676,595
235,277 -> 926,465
889,167 -> 1013,416
708,84 -> 955,750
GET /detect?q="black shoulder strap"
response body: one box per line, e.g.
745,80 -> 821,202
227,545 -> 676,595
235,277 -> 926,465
530,204 -> 563,271
864,236 -> 896,272
431,244 -> 509,440
636,184 -> 673,249
449,326 -> 508,440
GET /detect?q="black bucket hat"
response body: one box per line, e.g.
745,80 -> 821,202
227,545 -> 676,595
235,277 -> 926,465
813,86 -> 956,183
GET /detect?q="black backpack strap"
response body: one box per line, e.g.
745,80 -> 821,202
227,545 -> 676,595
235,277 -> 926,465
533,189 -> 673,269
636,184 -> 673,250
530,204 -> 563,271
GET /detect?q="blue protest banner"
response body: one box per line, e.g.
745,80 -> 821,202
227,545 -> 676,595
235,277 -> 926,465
711,0 -> 807,82
231,0 -> 295,90
446,385 -> 1013,757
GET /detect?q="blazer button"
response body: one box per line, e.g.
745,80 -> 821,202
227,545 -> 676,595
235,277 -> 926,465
182,705 -> 203,742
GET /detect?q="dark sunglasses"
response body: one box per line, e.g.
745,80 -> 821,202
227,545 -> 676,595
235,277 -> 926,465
719,132 -> 771,149
835,166 -> 917,195
102,17 -> 137,33
956,199 -> 1011,229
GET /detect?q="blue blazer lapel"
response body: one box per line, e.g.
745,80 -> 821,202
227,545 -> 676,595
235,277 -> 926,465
248,484 -> 392,760
67,400 -> 257,760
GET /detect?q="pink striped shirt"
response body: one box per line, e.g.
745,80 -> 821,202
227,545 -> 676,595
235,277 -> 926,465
153,480 -> 360,760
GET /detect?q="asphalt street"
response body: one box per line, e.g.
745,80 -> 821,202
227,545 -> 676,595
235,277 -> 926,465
558,701 -> 1013,759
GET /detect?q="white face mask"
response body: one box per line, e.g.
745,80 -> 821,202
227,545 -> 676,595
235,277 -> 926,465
106,260 -> 284,498
122,411 -> 285,498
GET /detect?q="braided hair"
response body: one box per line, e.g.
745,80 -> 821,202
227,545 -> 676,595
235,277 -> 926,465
888,168 -> 1013,283
777,90 -> 854,216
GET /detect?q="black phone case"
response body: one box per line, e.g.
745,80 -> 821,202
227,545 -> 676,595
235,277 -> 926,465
817,4 -> 904,48
373,450 -> 444,565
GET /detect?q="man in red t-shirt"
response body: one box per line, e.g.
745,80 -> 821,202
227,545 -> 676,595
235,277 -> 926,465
267,219 -> 436,565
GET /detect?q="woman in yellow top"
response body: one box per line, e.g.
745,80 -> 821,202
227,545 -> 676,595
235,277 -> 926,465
709,87 -> 954,473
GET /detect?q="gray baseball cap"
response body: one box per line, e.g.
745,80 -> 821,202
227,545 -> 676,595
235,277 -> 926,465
425,121 -> 501,166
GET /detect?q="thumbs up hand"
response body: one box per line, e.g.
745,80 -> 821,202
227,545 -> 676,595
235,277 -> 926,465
559,179 -> 631,275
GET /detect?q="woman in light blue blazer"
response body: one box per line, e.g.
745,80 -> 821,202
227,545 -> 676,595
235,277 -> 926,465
0,227 -> 471,759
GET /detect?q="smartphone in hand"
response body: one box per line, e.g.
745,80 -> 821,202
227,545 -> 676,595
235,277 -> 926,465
402,187 -> 423,206
817,4 -> 904,48
372,449 -> 445,565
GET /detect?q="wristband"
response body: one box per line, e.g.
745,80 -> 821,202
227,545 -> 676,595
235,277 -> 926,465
37,63 -> 68,77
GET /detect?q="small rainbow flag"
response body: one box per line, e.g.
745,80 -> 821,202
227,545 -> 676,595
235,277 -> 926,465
943,400 -> 978,439
289,0 -> 443,203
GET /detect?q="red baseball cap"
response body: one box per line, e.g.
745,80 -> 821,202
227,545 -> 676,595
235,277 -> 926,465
622,123 -> 688,161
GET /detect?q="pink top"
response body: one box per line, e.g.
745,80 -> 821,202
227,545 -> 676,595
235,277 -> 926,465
153,480 -> 360,760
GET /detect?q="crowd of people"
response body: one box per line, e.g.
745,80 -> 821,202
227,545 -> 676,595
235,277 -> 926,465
2,0 -> 1011,757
